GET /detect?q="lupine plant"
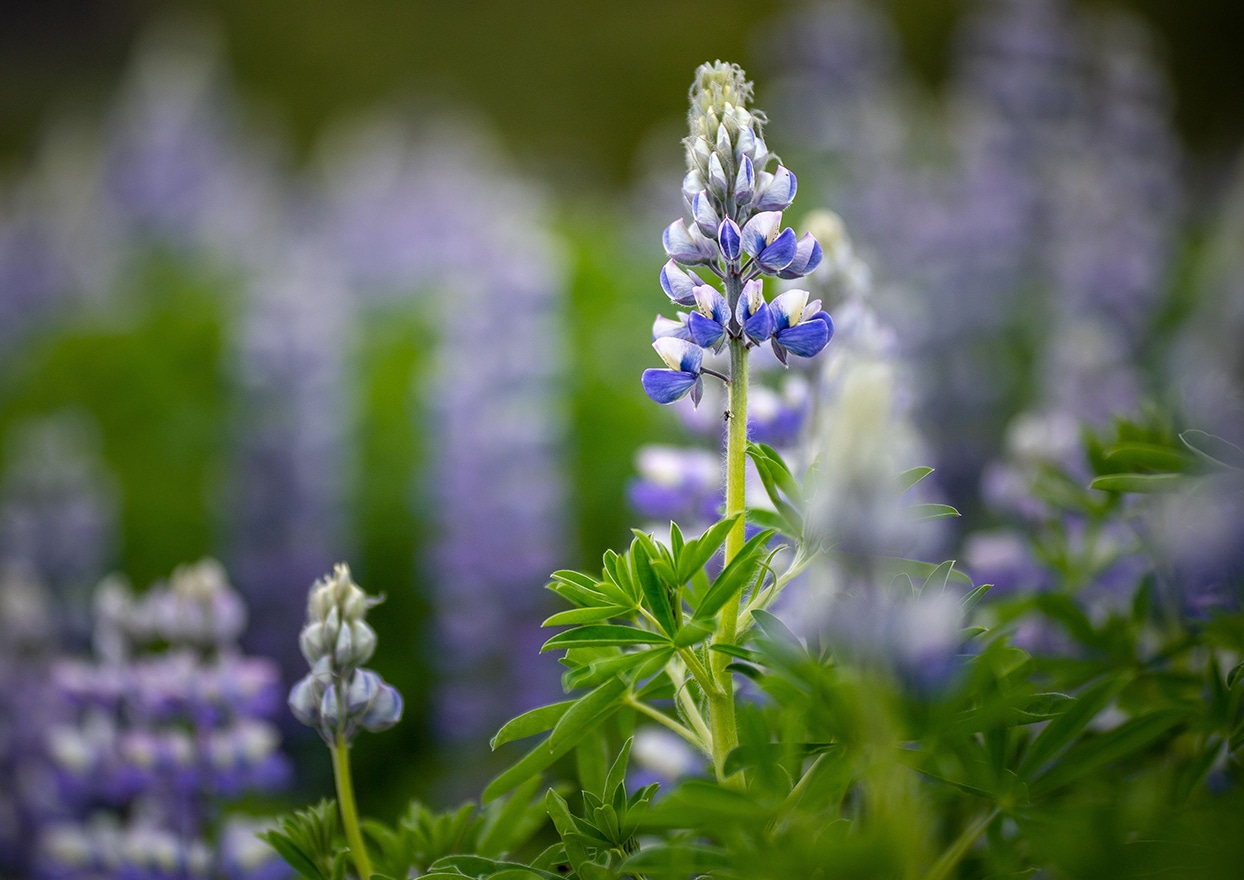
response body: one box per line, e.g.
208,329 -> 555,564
266,60 -> 1244,880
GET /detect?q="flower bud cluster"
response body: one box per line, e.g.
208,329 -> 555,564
644,61 -> 834,408
288,563 -> 402,745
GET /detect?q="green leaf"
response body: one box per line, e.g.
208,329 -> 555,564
545,572 -> 611,608
259,831 -> 327,880
709,643 -> 762,663
672,620 -> 714,648
491,701 -> 575,750
1029,710 -> 1186,798
546,677 -> 629,753
541,606 -> 630,626
750,608 -> 802,650
1181,429 -> 1244,471
897,466 -> 935,492
476,776 -> 546,857
747,442 -> 801,499
921,560 -> 957,596
693,529 -> 776,622
1089,473 -> 1186,493
908,502 -> 960,522
563,647 -> 674,691
1017,676 -> 1125,779
1103,441 -> 1196,473
484,678 -> 627,802
880,557 -> 974,586
542,625 -> 667,652
675,515 -> 740,585
631,536 -> 677,637
960,583 -> 993,613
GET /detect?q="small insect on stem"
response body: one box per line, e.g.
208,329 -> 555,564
723,409 -> 733,423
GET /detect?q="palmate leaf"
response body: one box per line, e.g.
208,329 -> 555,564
1028,709 -> 1188,798
630,532 -> 678,637
746,442 -> 804,535
693,528 -> 777,622
484,678 -> 628,802
259,800 -> 341,880
491,701 -> 575,750
542,625 -> 668,651
1016,675 -> 1126,779
675,514 -> 740,585
562,646 -> 674,690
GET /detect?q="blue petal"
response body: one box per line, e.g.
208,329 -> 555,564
777,234 -> 823,279
743,302 -> 774,344
757,227 -> 798,273
740,211 -> 780,259
776,319 -> 830,358
642,369 -> 698,404
660,260 -> 701,306
692,191 -> 719,238
756,166 -> 797,211
718,218 -> 741,262
688,311 -> 726,350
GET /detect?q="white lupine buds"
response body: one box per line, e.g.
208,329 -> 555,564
288,563 -> 402,744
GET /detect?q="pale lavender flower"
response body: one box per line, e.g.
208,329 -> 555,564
34,561 -> 289,880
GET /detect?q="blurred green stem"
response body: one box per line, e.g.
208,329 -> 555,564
332,733 -> 374,879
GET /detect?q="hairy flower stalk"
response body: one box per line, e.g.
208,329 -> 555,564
289,563 -> 402,880
645,61 -> 833,784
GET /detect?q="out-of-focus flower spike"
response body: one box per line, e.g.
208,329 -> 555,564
287,675 -> 321,728
663,218 -> 717,266
660,259 -> 703,306
718,218 -> 742,262
707,152 -> 729,197
691,191 -> 720,238
777,232 -> 824,279
360,683 -> 402,733
755,165 -> 797,211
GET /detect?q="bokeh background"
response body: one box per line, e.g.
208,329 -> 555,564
2,0 -> 1244,871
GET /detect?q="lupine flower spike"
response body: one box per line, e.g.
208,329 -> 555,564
645,60 -> 832,409
289,563 -> 400,880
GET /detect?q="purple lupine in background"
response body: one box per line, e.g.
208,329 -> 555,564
765,0 -> 1183,507
0,566 -> 57,878
313,120 -> 571,745
32,559 -> 289,880
0,412 -> 120,640
100,19 -> 287,267
225,248 -> 355,682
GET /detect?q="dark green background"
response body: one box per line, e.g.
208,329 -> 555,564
2,0 -> 1242,192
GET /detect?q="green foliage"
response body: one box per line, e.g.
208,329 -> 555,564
259,800 -> 346,880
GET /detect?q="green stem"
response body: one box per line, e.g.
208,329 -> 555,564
925,809 -> 998,880
709,334 -> 749,787
332,732 -> 374,880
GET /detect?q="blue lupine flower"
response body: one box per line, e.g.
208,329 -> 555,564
777,232 -> 824,279
642,338 -> 705,406
717,217 -> 742,262
691,191 -> 720,238
659,260 -> 704,306
663,218 -> 718,266
740,211 -> 798,275
735,279 -> 774,345
688,285 -> 731,352
754,165 -> 798,212
653,312 -> 693,341
770,290 -> 835,364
